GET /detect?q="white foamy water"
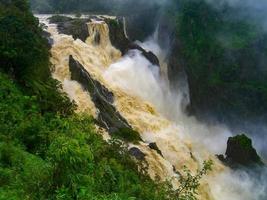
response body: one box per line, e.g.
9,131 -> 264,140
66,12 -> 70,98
37,14 -> 267,200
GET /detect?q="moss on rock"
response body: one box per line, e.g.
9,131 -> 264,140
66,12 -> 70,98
225,134 -> 263,166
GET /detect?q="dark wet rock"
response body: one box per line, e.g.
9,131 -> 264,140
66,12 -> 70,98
105,18 -> 130,55
49,15 -> 89,42
172,165 -> 182,176
49,15 -> 72,23
218,134 -> 263,168
124,10 -> 159,42
148,143 -> 163,157
128,43 -> 160,66
217,154 -> 226,163
129,147 -> 146,160
167,38 -> 187,92
105,18 -> 160,66
41,30 -> 53,48
226,134 -> 263,165
42,29 -> 51,40
69,55 -> 132,133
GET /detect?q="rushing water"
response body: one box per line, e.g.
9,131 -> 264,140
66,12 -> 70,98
37,14 -> 267,200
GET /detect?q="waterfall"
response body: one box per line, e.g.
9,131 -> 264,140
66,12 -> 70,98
37,14 -> 267,200
122,17 -> 129,39
86,20 -> 111,47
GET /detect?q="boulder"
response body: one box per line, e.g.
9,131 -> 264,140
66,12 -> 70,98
148,143 -> 163,157
129,147 -> 146,160
42,30 -> 53,48
218,134 -> 263,167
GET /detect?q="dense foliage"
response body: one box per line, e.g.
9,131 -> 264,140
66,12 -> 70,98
0,70 -> 213,199
0,0 -> 74,115
173,0 -> 267,122
0,72 -> 168,199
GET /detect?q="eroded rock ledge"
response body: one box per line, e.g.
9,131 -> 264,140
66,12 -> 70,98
49,15 -> 160,66
49,15 -> 89,42
69,55 -> 131,133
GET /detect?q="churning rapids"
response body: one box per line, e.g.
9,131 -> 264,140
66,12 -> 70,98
37,15 -> 267,200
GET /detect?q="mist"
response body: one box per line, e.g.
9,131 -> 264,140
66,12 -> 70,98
103,26 -> 267,198
205,0 -> 267,32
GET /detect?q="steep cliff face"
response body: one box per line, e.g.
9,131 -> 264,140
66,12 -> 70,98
124,12 -> 158,42
166,0 -> 267,125
167,38 -> 187,92
104,17 -> 130,54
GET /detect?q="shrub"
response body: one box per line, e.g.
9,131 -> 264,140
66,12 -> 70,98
113,128 -> 142,143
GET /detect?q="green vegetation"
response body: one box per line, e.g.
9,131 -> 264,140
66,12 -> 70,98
175,160 -> 213,200
0,0 -> 74,115
232,134 -> 253,150
172,0 -> 267,121
113,128 -> 142,143
0,72 -> 165,199
0,70 -> 211,200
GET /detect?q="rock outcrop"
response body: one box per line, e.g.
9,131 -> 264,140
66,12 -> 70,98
218,134 -> 263,167
105,18 -> 130,55
129,147 -> 146,160
148,142 -> 163,157
42,30 -> 53,48
49,15 -> 89,42
127,43 -> 160,66
69,55 -> 132,134
105,18 -> 160,66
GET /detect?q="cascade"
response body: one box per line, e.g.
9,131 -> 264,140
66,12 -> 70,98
86,20 -> 110,47
37,15 -> 266,200
122,17 -> 129,39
